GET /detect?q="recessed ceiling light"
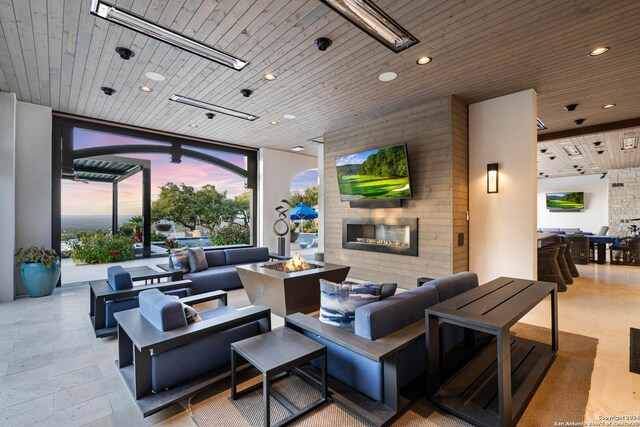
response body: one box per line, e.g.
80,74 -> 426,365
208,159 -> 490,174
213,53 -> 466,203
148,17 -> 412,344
283,114 -> 296,120
378,72 -> 397,82
536,117 -> 547,131
264,74 -> 277,81
145,71 -> 165,81
602,103 -> 616,109
188,123 -> 198,128
139,85 -> 153,93
574,118 -> 585,125
269,121 -> 279,125
416,56 -> 431,65
291,146 -> 304,152
589,47 -> 610,56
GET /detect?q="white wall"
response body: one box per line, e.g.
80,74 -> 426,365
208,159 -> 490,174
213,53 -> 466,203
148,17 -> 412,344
537,175 -> 608,233
469,89 -> 538,283
258,148 -> 317,255
14,102 -> 53,296
0,92 -> 17,302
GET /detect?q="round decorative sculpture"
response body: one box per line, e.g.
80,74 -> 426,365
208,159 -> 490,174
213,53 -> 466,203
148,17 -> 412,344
273,199 -> 291,237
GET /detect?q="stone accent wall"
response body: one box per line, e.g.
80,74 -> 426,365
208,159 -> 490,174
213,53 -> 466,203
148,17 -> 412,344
323,96 -> 468,289
608,167 -> 640,236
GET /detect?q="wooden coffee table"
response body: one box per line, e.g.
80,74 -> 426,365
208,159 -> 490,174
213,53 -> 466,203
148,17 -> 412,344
231,328 -> 327,427
426,277 -> 558,427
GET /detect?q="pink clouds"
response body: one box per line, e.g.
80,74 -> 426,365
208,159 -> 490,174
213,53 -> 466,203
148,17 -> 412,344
64,129 -> 249,216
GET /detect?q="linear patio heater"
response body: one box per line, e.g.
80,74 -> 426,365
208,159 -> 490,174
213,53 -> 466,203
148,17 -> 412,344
90,0 -> 249,70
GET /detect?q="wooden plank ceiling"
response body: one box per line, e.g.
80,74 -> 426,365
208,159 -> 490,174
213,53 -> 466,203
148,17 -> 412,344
538,126 -> 640,179
1,0 -> 640,155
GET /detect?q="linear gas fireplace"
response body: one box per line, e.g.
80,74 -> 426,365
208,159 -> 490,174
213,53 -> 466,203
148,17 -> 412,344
342,217 -> 418,256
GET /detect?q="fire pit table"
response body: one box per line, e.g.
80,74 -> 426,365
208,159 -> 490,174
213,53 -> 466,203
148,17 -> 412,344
236,255 -> 350,317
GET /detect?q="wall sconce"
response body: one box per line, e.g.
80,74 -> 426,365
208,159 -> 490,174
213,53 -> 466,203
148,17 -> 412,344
487,163 -> 499,193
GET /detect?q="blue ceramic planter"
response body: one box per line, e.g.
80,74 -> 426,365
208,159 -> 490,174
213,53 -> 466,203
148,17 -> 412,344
20,261 -> 61,297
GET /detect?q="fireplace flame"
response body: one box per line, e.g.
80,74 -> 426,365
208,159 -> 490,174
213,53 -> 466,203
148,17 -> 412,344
283,253 -> 307,272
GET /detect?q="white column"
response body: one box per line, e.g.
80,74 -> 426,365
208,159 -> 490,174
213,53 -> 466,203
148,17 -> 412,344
469,89 -> 538,283
14,102 -> 53,296
0,92 -> 17,301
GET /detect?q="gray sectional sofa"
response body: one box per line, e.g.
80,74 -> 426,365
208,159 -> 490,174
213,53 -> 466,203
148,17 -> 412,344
169,247 -> 270,294
286,271 -> 483,426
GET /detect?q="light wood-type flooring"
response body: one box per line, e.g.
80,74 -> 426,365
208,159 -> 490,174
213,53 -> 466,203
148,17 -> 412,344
0,263 -> 638,426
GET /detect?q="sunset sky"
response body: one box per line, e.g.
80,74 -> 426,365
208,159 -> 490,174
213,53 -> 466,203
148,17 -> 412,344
62,129 -> 318,216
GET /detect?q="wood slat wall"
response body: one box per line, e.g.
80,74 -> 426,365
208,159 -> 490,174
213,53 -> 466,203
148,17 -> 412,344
451,96 -> 469,273
323,96 -> 469,288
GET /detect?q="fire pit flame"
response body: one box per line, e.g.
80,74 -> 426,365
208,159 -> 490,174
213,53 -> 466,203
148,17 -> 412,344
283,253 -> 308,272
261,253 -> 321,273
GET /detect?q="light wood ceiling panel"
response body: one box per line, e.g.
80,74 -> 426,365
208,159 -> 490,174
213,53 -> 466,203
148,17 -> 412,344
1,0 -> 640,155
538,127 -> 640,179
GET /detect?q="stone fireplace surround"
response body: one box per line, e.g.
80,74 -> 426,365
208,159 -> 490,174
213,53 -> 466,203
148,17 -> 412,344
342,217 -> 418,256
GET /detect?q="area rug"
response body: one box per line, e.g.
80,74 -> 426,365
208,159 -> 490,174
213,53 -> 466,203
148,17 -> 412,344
188,323 -> 597,426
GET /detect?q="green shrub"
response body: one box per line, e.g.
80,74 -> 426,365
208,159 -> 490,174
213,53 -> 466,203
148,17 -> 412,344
69,233 -> 135,264
302,220 -> 318,234
210,224 -> 250,246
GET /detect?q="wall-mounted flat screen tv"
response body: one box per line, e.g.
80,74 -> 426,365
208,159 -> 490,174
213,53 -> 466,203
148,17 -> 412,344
336,144 -> 412,201
546,192 -> 584,211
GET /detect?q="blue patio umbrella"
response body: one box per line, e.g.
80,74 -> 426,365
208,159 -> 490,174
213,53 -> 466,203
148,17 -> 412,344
289,203 -> 318,232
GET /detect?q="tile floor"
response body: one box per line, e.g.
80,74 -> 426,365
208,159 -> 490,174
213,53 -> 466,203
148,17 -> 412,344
0,263 -> 638,426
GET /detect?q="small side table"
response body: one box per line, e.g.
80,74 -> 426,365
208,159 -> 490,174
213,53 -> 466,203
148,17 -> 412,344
231,328 -> 327,427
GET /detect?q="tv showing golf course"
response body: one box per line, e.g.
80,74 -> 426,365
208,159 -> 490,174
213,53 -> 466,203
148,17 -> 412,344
546,192 -> 584,210
336,144 -> 412,201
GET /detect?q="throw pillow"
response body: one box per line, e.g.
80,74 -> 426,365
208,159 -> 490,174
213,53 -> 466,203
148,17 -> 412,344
342,280 -> 397,300
169,247 -> 189,272
319,279 -> 382,331
182,303 -> 202,324
187,247 -> 208,273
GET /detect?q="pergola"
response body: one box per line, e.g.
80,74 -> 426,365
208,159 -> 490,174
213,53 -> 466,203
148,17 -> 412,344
63,155 -> 152,257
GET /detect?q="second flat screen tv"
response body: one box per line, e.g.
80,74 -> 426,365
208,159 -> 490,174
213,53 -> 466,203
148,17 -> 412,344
546,192 -> 584,211
336,144 -> 412,201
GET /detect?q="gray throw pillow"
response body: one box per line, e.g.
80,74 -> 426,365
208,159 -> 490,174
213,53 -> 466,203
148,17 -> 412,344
169,247 -> 189,272
319,279 -> 382,331
187,247 -> 208,273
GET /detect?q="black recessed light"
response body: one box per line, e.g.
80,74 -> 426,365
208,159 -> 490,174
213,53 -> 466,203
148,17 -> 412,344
545,175 -> 549,178
240,89 -> 253,98
115,47 -> 135,60
580,171 -> 585,175
100,86 -> 116,96
539,172 -> 544,176
593,141 -> 602,146
564,103 -> 578,111
205,112 -> 215,119
540,148 -> 548,154
596,150 -> 604,155
549,156 -> 556,160
573,165 -> 579,168
574,118 -> 586,125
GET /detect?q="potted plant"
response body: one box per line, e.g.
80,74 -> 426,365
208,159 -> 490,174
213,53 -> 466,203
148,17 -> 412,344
14,246 -> 61,297
290,222 -> 300,243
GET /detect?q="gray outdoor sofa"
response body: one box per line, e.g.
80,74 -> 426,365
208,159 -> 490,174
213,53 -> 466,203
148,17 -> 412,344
165,246 -> 270,294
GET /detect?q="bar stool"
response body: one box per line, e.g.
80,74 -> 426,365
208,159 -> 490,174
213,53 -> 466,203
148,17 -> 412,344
537,246 -> 566,292
545,243 -> 573,285
562,240 -> 580,278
